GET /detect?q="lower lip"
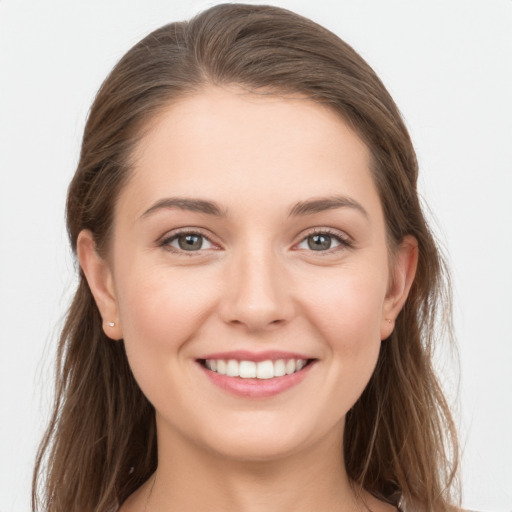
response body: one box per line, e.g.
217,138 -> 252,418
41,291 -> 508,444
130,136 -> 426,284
198,361 -> 315,398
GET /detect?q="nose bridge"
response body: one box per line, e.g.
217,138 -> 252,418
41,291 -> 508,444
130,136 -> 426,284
220,235 -> 293,332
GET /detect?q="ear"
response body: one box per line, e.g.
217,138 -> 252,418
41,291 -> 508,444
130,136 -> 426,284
76,230 -> 123,340
380,235 -> 418,340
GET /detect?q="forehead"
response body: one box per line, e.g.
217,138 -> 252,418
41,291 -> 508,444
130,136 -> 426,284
120,86 -> 380,221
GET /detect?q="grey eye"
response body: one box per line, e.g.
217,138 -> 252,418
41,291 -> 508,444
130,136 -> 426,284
307,234 -> 334,251
296,231 -> 346,252
165,233 -> 215,252
162,230 -> 216,254
177,234 -> 204,251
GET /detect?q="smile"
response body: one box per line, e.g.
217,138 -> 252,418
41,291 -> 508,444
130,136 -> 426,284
203,358 -> 310,379
197,352 -> 316,398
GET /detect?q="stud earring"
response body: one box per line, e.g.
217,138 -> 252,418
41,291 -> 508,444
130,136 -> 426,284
107,321 -> 115,327
386,319 -> 392,324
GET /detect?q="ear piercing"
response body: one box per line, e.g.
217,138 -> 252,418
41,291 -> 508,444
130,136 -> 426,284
386,319 -> 392,324
107,321 -> 116,327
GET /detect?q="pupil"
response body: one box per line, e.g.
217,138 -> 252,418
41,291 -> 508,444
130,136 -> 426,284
308,234 -> 331,251
179,234 -> 202,251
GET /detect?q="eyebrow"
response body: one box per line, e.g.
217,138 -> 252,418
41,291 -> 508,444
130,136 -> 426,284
140,195 -> 368,220
287,195 -> 368,219
141,198 -> 228,219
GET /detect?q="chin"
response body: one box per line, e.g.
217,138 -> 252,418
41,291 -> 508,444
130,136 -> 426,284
192,413 -> 342,464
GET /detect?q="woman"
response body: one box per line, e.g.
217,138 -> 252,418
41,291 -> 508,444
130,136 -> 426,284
32,4 -> 459,511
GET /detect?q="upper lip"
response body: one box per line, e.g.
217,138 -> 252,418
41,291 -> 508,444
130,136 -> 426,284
197,350 -> 313,362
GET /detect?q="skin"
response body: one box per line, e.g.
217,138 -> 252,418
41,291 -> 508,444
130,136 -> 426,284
78,86 -> 417,512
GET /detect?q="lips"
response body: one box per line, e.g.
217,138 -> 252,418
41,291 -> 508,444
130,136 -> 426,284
197,351 -> 316,398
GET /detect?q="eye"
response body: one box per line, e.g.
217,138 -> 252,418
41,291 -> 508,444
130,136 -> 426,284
296,229 -> 351,252
161,231 -> 216,253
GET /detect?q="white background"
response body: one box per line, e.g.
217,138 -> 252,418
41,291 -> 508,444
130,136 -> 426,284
0,1 -> 511,511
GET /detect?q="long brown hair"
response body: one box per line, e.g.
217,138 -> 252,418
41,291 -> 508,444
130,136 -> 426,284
33,4 -> 459,511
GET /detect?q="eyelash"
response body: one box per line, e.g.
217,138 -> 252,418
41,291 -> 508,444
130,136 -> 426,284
297,228 -> 353,255
159,228 -> 216,257
158,227 -> 353,256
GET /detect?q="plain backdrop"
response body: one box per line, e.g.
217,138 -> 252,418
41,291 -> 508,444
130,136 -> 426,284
1,1 -> 511,511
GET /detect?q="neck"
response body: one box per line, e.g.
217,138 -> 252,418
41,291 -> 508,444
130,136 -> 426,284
143,418 -> 367,512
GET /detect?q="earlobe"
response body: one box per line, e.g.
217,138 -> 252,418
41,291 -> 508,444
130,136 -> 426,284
76,230 -> 123,340
381,235 -> 418,340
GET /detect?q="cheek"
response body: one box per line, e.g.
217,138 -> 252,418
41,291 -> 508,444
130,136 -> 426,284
290,267 -> 387,425
300,268 -> 387,349
297,267 -> 386,403
114,264 -> 216,370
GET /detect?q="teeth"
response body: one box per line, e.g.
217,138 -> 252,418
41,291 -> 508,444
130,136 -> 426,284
204,358 -> 309,379
274,359 -> 286,377
239,360 -> 256,378
216,359 -> 227,375
256,360 -> 274,379
285,359 -> 296,375
226,359 -> 239,377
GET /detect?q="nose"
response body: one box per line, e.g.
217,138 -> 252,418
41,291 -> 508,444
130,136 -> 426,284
218,244 -> 295,333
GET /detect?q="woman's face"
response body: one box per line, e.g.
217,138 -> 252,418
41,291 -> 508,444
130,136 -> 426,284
81,86 -> 414,462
